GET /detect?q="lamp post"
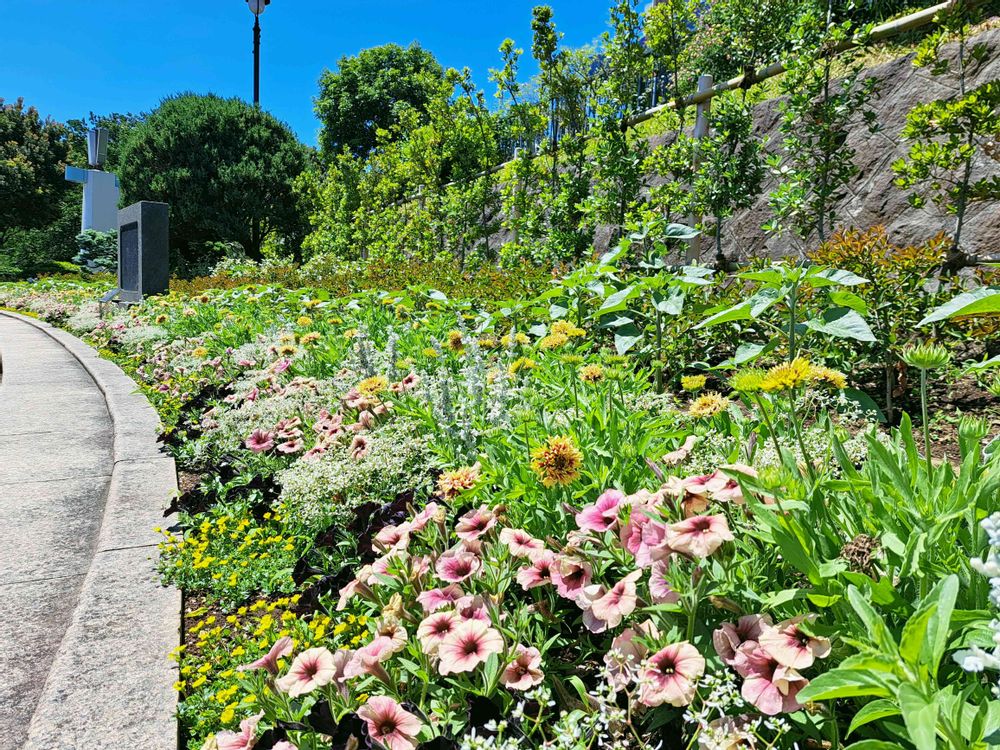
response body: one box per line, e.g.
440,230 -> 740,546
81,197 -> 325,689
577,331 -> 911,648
246,0 -> 270,105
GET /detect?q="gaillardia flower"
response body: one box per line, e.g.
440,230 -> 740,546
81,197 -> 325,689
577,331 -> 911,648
531,435 -> 583,487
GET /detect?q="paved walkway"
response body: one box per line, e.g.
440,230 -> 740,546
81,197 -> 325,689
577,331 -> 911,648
0,315 -> 114,745
0,313 -> 178,750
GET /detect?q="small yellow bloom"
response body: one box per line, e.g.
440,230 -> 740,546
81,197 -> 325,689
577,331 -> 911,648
688,392 -> 730,419
296,316 -> 313,327
681,375 -> 707,392
531,435 -> 583,488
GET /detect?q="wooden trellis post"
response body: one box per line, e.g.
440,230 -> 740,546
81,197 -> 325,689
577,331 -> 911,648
686,74 -> 713,263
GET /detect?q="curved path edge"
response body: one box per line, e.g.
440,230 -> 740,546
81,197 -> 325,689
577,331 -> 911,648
0,311 -> 180,750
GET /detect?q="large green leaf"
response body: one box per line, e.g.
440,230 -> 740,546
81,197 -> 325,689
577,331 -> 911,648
614,323 -> 644,355
809,268 -> 871,287
848,699 -> 903,736
695,288 -> 781,329
798,668 -> 895,701
804,307 -> 876,342
897,684 -> 939,750
597,284 -> 639,315
919,287 -> 1000,325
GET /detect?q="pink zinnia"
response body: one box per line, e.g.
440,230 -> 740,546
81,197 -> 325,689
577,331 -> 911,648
358,696 -> 424,750
517,550 -> 555,590
758,614 -> 831,670
417,584 -> 464,612
455,505 -> 497,541
500,645 -> 544,690
245,429 -> 275,453
215,712 -> 263,750
649,560 -> 680,604
437,619 -> 504,675
550,555 -> 593,601
237,635 -> 292,675
589,569 -> 643,628
499,528 -> 545,558
733,643 -> 807,715
639,641 -> 705,707
435,551 -> 481,583
575,489 -> 626,532
713,614 -> 772,666
664,515 -> 734,559
275,647 -> 338,697
417,610 -> 460,654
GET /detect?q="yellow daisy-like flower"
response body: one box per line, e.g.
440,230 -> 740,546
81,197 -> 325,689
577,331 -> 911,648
579,364 -> 605,384
760,358 -> 814,393
681,375 -> 707,392
357,375 -> 389,398
197,294 -> 211,304
538,332 -> 569,350
501,332 -> 530,347
729,368 -> 766,393
446,330 -> 464,353
300,331 -> 321,345
438,463 -> 481,500
478,336 -> 499,350
277,344 -> 298,357
688,391 -> 730,418
155,314 -> 168,324
508,357 -> 536,375
192,346 -> 209,359
422,347 -> 439,359
807,364 -> 848,389
297,316 -> 313,327
551,320 -> 586,338
531,435 -> 583,488
182,308 -> 196,317
343,328 -> 359,340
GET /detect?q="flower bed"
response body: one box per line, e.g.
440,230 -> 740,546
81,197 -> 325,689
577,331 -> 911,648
1,264 -> 998,750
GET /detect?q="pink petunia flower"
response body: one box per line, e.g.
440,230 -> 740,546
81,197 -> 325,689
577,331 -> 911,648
336,565 -> 375,610
357,696 -> 424,750
758,614 -> 831,670
275,647 -> 338,697
215,712 -> 263,750
455,505 -> 498,541
271,743 -> 298,750
454,594 -> 491,623
636,519 -> 672,568
409,502 -> 441,533
517,550 -> 556,590
575,489 -> 627,532
649,560 -> 680,604
417,584 -> 464,612
550,555 -> 593,601
499,528 -> 546,559
733,642 -> 807,715
605,620 -> 660,689
664,515 -> 734,559
237,635 -> 293,675
277,438 -> 304,454
245,429 -> 275,453
639,641 -> 706,707
662,435 -> 698,466
435,551 -> 482,583
344,636 -> 398,682
589,569 -> 643,628
417,610 -> 460,654
375,523 -> 412,552
500,645 -> 545,690
350,434 -> 369,460
713,614 -> 772,666
437,619 -> 504,675
576,583 -> 609,633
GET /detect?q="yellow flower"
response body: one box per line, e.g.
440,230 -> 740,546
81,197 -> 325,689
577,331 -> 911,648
579,364 -> 605,384
531,435 -> 583,488
761,358 -> 814,393
538,332 -> 569,350
277,343 -> 298,357
438,463 -> 481,500
343,328 -> 359,339
357,375 -> 388,397
508,357 -> 536,375
296,316 -> 313,327
551,320 -> 586,338
422,347 -> 439,358
446,330 -> 464,353
807,364 -> 847,389
192,346 -> 208,359
681,375 -> 707,392
300,331 -> 321,345
501,332 -> 530,347
155,314 -> 168,324
688,392 -> 730,418
219,706 -> 235,724
729,368 -> 766,393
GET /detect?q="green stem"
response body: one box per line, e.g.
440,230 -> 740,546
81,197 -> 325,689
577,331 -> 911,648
920,368 -> 933,477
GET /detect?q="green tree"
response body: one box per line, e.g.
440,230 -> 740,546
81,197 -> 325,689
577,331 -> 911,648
315,43 -> 445,161
117,94 -> 308,270
0,98 -> 69,248
892,1 -> 1000,265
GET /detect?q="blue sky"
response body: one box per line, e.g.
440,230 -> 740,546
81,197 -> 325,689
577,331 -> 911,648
2,0 -> 611,146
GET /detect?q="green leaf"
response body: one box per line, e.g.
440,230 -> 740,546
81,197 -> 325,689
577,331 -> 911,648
695,288 -> 781,329
809,268 -> 870,287
798,668 -> 894,701
804,307 -> 876,342
897,684 -> 939,750
848,699 -> 902,736
843,742 -> 907,750
614,324 -> 644,355
842,388 -> 886,422
919,288 -> 1000,325
847,585 -> 898,653
829,290 -> 870,314
598,284 -> 639,315
661,222 -> 700,239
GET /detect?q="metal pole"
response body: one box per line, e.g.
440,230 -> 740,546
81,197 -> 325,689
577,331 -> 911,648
253,14 -> 261,105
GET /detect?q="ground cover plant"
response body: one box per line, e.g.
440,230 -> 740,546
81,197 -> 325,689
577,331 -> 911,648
2,239 -> 999,750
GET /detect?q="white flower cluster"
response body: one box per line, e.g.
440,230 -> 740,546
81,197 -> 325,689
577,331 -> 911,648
954,513 -> 1000,696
